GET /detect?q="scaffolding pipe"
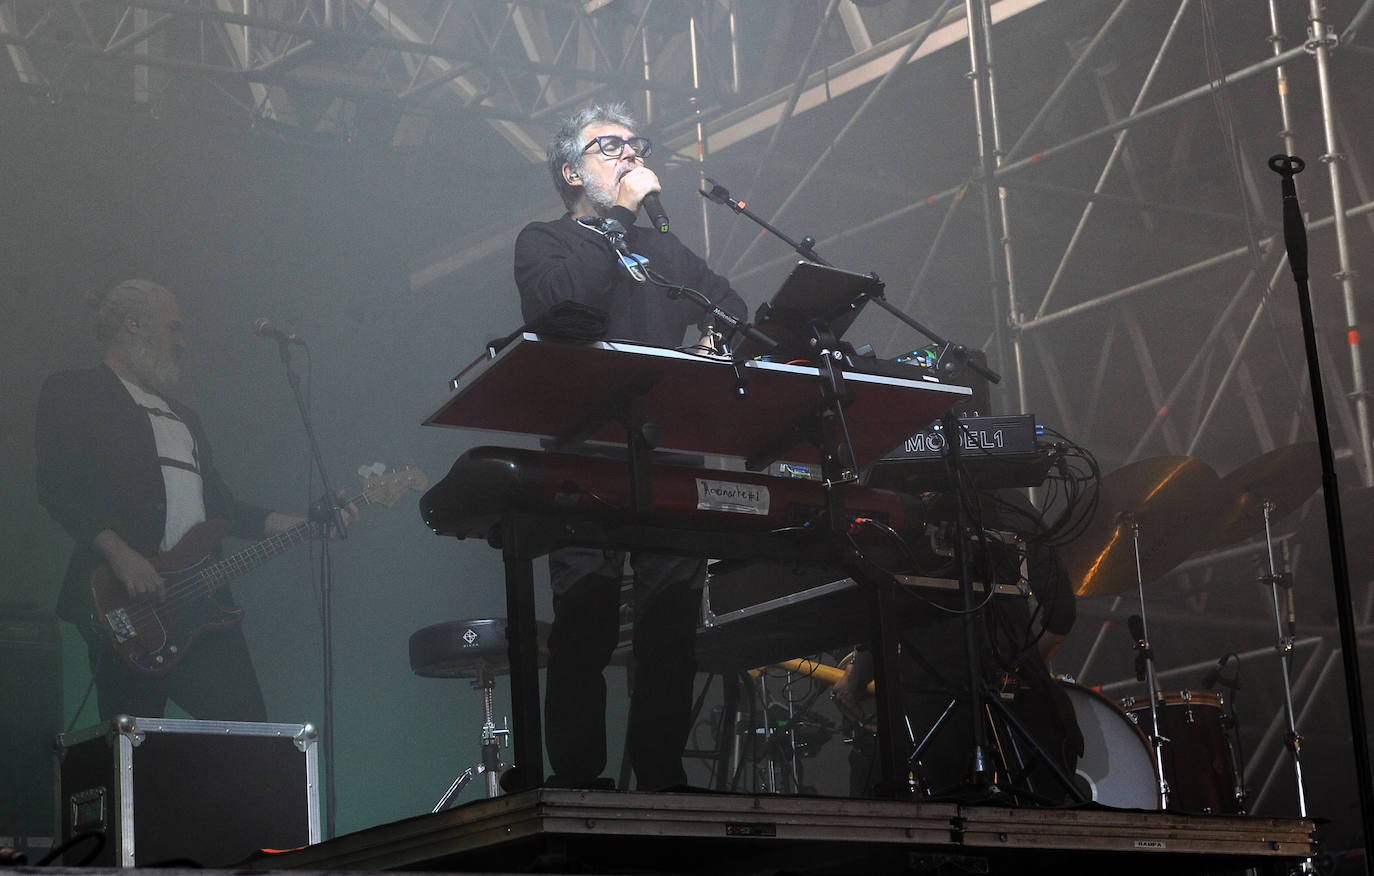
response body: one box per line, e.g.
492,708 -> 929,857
1306,0 -> 1373,487
723,0 -> 960,277
1020,198 -> 1374,331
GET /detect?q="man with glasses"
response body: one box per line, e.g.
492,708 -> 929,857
513,102 -> 747,791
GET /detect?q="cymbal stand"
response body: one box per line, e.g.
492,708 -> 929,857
1259,500 -> 1311,831
432,665 -> 510,811
747,671 -> 799,794
1125,513 -> 1171,810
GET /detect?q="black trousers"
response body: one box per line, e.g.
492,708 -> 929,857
82,620 -> 268,722
543,547 -> 704,790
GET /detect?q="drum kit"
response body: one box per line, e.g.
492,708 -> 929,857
1058,442 -> 1321,816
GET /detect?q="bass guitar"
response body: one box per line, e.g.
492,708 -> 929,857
90,465 -> 427,675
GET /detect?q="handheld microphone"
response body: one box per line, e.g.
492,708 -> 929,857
253,318 -> 304,345
642,192 -> 669,233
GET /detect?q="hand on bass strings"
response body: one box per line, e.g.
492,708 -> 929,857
95,529 -> 166,602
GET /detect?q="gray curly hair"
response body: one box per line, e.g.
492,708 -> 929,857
547,102 -> 639,210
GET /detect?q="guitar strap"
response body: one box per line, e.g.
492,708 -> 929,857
117,377 -> 207,551
136,404 -> 202,475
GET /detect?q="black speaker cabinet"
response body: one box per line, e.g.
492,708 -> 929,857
0,607 -> 61,841
54,716 -> 319,867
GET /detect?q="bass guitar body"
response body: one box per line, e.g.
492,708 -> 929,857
88,465 -> 427,675
89,519 -> 241,675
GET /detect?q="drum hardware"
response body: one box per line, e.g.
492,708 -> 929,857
1122,516 -> 1172,810
1203,443 -> 1320,826
407,618 -> 552,809
1210,661 -> 1250,815
1060,456 -> 1229,811
733,662 -> 840,795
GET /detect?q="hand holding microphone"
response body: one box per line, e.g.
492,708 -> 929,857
618,165 -> 669,233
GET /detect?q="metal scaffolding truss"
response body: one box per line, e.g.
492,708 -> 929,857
993,1 -> 1374,480
906,0 -> 1374,834
0,1 -> 1028,152
0,1 -> 1055,289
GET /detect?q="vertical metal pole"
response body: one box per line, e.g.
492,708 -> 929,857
1267,0 -> 1299,159
963,0 -> 1009,388
641,28 -> 652,125
1128,521 -> 1171,809
242,0 -> 252,71
728,1 -> 740,96
483,684 -> 502,799
688,15 -> 710,257
1262,504 -> 1311,825
1307,0 -> 1374,486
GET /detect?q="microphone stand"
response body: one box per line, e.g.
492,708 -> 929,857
1268,155 -> 1374,850
269,335 -> 347,838
699,178 -> 1001,388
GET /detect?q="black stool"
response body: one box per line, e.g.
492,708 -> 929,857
409,617 -> 550,809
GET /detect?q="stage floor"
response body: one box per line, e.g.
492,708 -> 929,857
252,789 -> 1315,875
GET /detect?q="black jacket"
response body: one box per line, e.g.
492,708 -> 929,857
35,364 -> 269,623
514,206 -> 747,347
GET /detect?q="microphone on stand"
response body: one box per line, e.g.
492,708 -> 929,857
253,318 -> 304,345
642,192 -> 669,233
1282,540 -> 1297,637
700,177 -> 733,205
1127,614 -> 1147,682
1201,656 -> 1227,689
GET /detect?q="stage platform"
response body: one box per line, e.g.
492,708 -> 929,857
250,789 -> 1315,875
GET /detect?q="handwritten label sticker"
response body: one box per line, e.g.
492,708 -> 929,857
696,479 -> 770,515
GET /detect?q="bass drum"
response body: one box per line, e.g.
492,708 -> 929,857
1059,680 -> 1160,809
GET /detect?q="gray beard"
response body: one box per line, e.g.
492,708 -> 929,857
581,172 -> 620,215
127,340 -> 182,396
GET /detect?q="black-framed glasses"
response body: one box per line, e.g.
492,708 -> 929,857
582,134 -> 652,159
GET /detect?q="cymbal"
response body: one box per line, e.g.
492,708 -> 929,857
1063,456 -> 1223,597
1203,442 -> 1321,550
